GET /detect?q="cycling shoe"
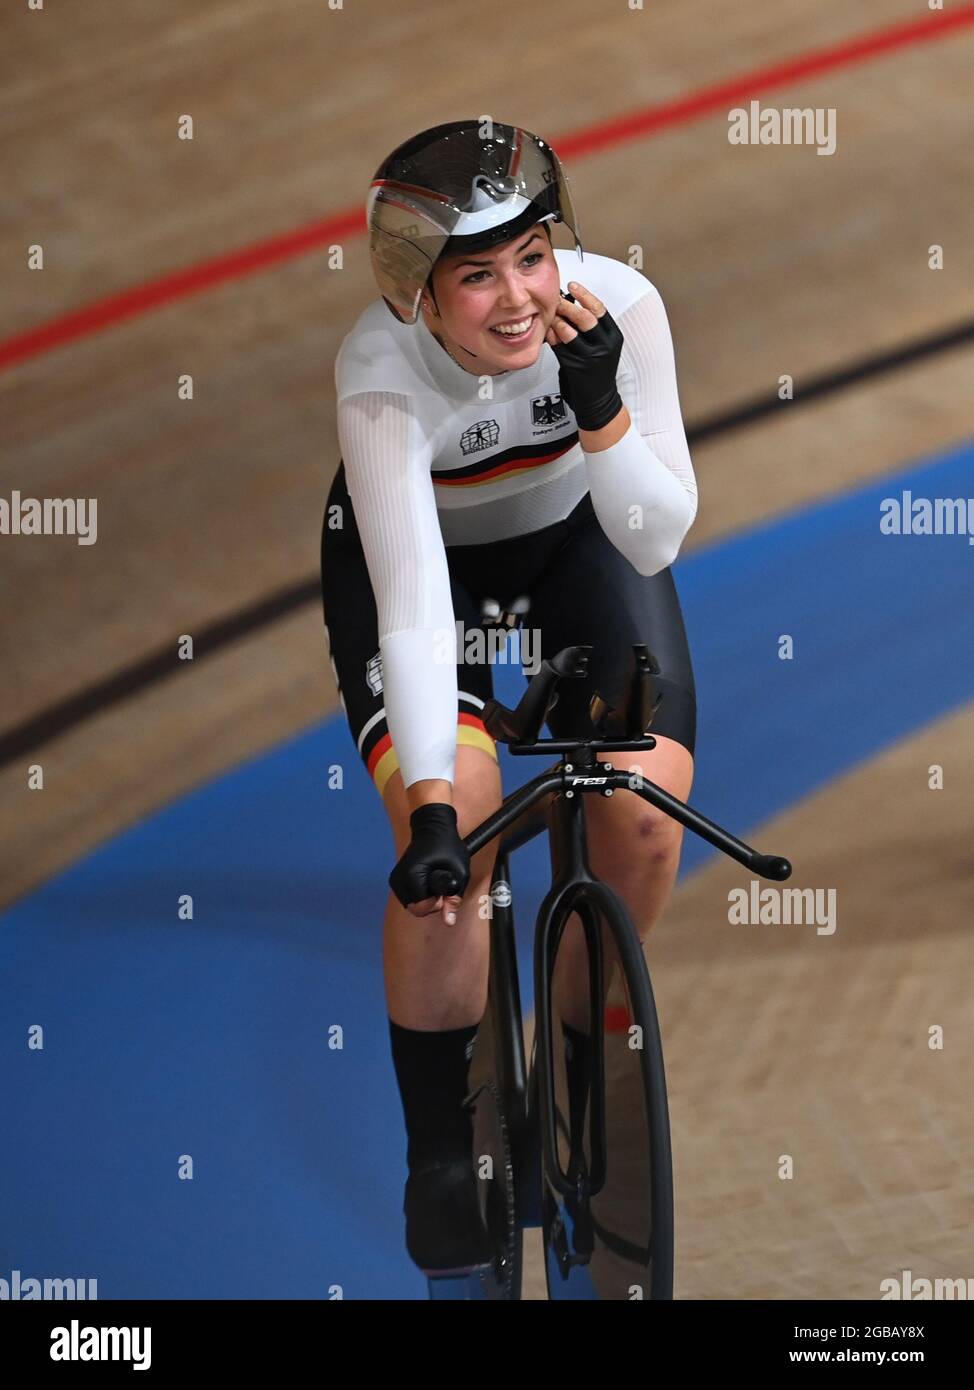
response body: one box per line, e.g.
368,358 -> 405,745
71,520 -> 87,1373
404,1155 -> 493,1277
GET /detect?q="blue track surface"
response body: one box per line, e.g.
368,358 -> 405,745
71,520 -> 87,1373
2,443 -> 972,1299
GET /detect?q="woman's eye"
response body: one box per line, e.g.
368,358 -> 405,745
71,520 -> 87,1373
464,253 -> 544,285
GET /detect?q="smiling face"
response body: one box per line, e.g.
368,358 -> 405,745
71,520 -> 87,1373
420,222 -> 561,374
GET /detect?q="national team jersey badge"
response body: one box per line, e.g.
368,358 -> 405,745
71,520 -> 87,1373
459,419 -> 500,455
532,394 -> 567,426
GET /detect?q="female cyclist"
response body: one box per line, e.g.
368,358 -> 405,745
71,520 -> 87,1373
320,120 -> 698,1279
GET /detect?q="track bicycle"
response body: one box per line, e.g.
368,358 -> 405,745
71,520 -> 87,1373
423,603 -> 792,1300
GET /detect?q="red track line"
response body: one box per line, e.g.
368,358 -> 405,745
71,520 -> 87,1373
0,211 -> 364,373
555,5 -> 974,158
2,6 -> 973,375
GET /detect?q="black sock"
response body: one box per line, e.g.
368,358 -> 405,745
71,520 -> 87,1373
388,1018 -> 480,1170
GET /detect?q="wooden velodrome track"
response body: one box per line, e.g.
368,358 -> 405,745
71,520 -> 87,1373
2,1 -> 972,1298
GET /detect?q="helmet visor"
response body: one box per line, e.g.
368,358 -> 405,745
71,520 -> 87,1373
367,123 -> 580,324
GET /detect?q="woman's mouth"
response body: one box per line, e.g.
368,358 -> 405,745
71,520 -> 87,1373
488,314 -> 537,345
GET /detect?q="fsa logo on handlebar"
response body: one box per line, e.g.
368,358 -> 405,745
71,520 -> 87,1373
569,776 -> 608,786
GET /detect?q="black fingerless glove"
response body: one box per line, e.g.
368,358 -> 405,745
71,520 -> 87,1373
388,802 -> 471,910
549,291 -> 626,432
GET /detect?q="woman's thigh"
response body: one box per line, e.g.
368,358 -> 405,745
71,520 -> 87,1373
321,462 -> 499,804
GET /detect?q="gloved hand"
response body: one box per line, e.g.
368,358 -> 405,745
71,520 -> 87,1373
389,802 -> 470,921
549,288 -> 625,432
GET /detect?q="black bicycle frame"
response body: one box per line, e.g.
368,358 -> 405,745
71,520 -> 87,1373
463,730 -> 790,1221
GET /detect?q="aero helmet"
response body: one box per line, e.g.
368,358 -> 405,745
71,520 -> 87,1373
367,120 -> 583,324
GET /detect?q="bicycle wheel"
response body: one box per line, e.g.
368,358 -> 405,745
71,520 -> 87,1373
539,880 -> 673,1300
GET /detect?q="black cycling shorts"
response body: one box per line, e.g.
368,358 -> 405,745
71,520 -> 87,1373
320,460 -> 696,798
